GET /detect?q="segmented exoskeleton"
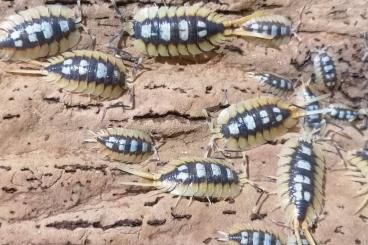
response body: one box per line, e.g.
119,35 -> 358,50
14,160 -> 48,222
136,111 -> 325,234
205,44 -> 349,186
118,158 -> 248,204
277,131 -> 326,245
0,5 -> 82,61
85,128 -> 155,164
8,50 -> 134,101
345,142 -> 368,214
312,47 -> 339,92
112,1 -> 286,57
246,72 -> 294,96
217,226 -> 283,245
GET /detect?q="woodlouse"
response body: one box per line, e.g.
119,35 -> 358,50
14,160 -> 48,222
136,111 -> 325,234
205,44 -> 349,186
217,226 -> 283,245
112,2 -> 279,57
312,47 -> 339,92
8,50 -> 134,101
85,128 -> 156,164
241,14 -> 292,47
277,131 -> 325,245
325,104 -> 367,132
301,84 -> 325,133
0,4 -> 83,61
345,142 -> 368,214
118,158 -> 248,204
247,72 -> 294,96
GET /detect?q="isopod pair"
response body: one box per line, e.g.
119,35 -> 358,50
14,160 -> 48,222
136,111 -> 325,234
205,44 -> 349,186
112,1 -> 292,57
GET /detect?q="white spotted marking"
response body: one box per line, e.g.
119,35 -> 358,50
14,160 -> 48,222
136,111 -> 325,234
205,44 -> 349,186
264,233 -> 272,245
28,33 -> 38,43
196,163 -> 206,178
228,121 -> 240,135
226,168 -> 234,180
304,191 -> 311,201
130,140 -> 138,152
118,139 -> 126,151
240,232 -> 248,244
294,174 -> 311,185
301,145 -> 312,156
62,66 -> 71,75
105,142 -> 113,149
321,55 -> 330,64
260,110 -> 270,124
281,26 -> 288,35
178,19 -> 189,41
271,25 -> 278,36
141,23 -> 152,39
63,59 -> 73,65
296,160 -> 311,170
108,136 -> 118,143
272,107 -> 281,113
280,79 -> 285,88
198,30 -> 207,38
338,110 -> 345,119
252,232 -> 260,245
59,20 -> 70,33
263,25 -> 269,31
159,21 -> 171,41
211,164 -> 221,176
41,21 -> 53,39
10,30 -> 21,39
79,59 -> 88,75
294,190 -> 303,200
244,114 -> 256,131
272,80 -> 278,85
250,23 -> 259,30
97,63 -> 107,79
276,114 -> 283,122
176,172 -> 189,181
14,40 -> 23,47
197,21 -> 206,28
330,108 -> 338,117
178,165 -> 188,171
324,64 -> 334,73
142,142 -> 148,152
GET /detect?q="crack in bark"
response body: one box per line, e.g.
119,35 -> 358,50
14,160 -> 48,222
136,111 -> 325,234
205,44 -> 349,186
133,111 -> 205,122
54,164 -> 108,174
46,218 -> 142,230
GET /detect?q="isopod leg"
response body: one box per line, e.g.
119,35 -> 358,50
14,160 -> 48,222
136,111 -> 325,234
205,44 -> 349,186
242,152 -> 249,179
110,0 -> 124,22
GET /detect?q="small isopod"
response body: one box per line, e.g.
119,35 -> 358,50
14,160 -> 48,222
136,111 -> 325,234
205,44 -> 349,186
241,14 -> 292,47
301,84 -> 326,133
325,104 -> 367,132
312,47 -> 339,92
345,142 -> 368,214
8,50 -> 134,101
111,1 -> 282,57
217,226 -> 283,245
118,158 -> 248,204
0,4 -> 84,61
85,128 -> 156,164
246,72 -> 294,96
277,131 -> 326,245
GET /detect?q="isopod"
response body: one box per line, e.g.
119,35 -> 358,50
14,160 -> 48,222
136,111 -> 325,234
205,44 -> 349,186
111,1 -> 281,57
241,14 -> 292,47
118,158 -> 248,204
325,104 -> 367,132
217,226 -> 283,245
8,50 -> 134,101
246,72 -> 294,96
301,84 -> 325,133
345,142 -> 368,214
277,131 -> 326,245
0,4 -> 84,61
85,128 -> 156,164
312,47 -> 339,92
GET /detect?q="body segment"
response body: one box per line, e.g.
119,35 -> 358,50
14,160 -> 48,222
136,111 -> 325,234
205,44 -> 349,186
247,72 -> 294,96
86,128 -> 154,164
0,5 -> 81,60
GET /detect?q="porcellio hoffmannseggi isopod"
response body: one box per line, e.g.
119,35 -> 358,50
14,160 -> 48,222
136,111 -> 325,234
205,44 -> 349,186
246,72 -> 294,96
312,47 -> 339,92
277,131 -> 326,245
0,5 -> 83,61
301,85 -> 326,133
118,158 -> 248,204
85,128 -> 155,164
111,1 -> 286,57
8,50 -> 134,101
345,142 -> 368,214
217,226 -> 283,245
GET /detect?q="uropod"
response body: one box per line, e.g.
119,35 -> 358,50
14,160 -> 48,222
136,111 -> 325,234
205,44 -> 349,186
110,1 -> 292,57
118,158 -> 250,205
0,2 -> 92,61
